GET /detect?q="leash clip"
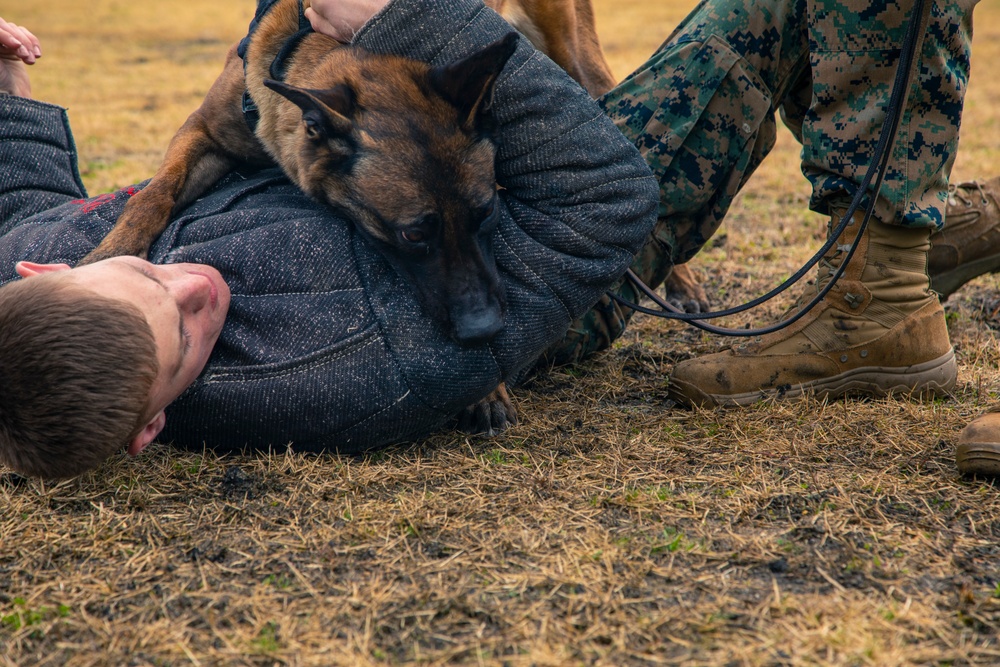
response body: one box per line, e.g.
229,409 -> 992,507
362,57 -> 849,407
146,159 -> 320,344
242,90 -> 260,132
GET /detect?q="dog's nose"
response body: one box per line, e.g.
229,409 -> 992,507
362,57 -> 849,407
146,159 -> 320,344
453,309 -> 504,345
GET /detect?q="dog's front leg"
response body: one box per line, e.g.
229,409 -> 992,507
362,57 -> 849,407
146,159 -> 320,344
457,382 -> 518,436
79,50 -> 257,265
79,138 -> 238,266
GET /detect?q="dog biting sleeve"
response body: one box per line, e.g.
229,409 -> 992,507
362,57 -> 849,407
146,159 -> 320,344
352,0 -> 659,402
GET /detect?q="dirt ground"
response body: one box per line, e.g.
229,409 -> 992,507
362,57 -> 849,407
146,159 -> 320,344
2,1 -> 1000,665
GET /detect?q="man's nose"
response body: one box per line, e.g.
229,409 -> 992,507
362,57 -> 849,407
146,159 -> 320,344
167,273 -> 211,313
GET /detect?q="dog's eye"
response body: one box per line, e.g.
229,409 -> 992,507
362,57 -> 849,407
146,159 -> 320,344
400,229 -> 426,244
479,198 -> 500,234
303,116 -> 322,140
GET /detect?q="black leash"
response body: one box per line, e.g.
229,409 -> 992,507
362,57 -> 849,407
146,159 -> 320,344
610,0 -> 932,337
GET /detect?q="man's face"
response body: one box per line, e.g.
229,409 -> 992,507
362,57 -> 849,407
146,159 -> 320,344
17,256 -> 230,433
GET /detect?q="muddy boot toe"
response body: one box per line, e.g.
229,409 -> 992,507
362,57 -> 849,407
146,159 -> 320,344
956,409 -> 1000,477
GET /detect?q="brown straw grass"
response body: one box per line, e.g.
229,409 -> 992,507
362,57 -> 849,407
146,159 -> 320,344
2,1 -> 1000,664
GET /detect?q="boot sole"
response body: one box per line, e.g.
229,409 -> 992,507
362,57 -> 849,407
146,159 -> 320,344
931,252 -> 1000,299
956,442 -> 1000,477
671,349 -> 957,407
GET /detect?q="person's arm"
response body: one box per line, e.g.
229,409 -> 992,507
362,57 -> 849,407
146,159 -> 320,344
0,17 -> 87,235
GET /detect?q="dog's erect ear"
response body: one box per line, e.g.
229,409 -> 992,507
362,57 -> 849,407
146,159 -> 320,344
428,32 -> 519,133
264,79 -> 356,139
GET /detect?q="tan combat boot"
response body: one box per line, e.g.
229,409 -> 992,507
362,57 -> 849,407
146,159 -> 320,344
929,177 -> 1000,299
956,407 -> 1000,477
668,210 -> 957,407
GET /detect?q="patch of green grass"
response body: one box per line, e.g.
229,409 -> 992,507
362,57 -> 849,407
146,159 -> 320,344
776,537 -> 804,555
650,527 -> 702,555
262,574 -> 294,590
843,557 -> 864,574
0,599 -> 71,635
171,460 -> 202,475
661,423 -> 684,438
398,518 -> 420,537
623,485 -> 673,504
252,622 -> 281,653
482,448 -> 517,465
363,449 -> 388,464
80,157 -> 126,178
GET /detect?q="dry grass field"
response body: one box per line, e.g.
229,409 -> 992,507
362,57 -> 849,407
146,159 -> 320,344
3,0 -> 1000,665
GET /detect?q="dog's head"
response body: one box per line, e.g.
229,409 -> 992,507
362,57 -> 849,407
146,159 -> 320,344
264,33 -> 519,345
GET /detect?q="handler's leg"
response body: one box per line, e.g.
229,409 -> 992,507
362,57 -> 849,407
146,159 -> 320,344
781,69 -> 1000,304
542,0 -> 811,366
668,0 -> 977,406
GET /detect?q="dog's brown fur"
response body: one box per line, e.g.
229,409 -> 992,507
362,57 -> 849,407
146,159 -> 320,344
493,0 -> 614,97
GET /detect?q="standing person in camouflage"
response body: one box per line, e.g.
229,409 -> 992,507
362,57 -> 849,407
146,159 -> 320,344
545,0 -> 1000,473
656,0 -> 973,407
554,0 -> 976,372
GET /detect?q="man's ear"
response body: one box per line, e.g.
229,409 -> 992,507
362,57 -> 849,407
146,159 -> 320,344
128,411 -> 166,457
15,261 -> 72,278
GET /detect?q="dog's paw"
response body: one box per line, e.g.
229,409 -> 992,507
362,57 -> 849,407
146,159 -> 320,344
663,264 -> 711,313
457,383 -> 517,436
78,220 -> 158,265
78,192 -> 172,265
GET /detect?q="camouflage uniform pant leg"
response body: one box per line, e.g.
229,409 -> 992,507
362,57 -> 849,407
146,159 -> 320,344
541,0 -> 811,366
798,0 -> 977,230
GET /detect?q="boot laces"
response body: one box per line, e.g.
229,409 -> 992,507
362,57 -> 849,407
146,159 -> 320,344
781,238 -> 849,318
781,213 -> 855,317
948,181 -> 988,207
819,246 -> 848,281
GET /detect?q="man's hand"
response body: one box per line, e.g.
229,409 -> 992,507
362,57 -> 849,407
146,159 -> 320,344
0,17 -> 41,98
305,0 -> 392,43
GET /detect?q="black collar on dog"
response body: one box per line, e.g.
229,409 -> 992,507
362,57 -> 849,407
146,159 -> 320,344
239,0 -> 313,132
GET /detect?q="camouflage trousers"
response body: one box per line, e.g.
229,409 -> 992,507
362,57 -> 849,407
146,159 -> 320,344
542,0 -> 978,367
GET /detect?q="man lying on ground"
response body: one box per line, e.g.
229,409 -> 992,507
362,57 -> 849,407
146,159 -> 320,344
0,4 -> 657,477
